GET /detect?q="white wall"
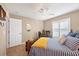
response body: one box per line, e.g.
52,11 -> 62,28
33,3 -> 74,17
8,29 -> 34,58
9,14 -> 44,42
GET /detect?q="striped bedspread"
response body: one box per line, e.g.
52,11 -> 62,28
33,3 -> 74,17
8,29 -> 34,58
29,37 -> 79,56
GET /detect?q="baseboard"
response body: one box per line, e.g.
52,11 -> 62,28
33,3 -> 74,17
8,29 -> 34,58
21,42 -> 25,45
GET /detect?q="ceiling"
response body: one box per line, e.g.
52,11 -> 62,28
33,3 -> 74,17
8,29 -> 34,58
4,3 -> 79,20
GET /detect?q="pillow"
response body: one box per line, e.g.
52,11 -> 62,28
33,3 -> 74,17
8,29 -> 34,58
75,33 -> 79,38
59,35 -> 66,45
64,36 -> 79,51
67,32 -> 77,37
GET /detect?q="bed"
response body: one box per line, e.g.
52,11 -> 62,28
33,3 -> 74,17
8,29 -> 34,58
29,36 -> 79,56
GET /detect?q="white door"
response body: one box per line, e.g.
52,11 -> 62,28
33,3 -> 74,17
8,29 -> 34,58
9,18 -> 22,47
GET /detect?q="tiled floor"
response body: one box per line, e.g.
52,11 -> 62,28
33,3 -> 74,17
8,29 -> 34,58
6,44 -> 27,56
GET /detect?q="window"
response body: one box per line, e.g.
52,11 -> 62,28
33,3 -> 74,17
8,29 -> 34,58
52,18 -> 70,38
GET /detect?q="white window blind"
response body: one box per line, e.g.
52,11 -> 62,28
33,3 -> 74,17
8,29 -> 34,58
52,18 -> 70,38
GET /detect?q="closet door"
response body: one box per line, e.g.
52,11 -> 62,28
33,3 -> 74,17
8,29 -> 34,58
0,20 -> 6,55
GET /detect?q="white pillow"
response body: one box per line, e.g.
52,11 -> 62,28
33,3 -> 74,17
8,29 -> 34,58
59,35 -> 66,45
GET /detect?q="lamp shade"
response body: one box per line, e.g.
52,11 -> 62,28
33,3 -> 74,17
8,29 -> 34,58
26,24 -> 31,31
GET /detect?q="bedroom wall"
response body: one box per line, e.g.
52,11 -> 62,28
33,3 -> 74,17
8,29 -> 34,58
9,14 -> 43,42
44,10 -> 79,36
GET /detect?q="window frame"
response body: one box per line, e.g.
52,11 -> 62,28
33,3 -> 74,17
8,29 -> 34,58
52,17 -> 70,38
